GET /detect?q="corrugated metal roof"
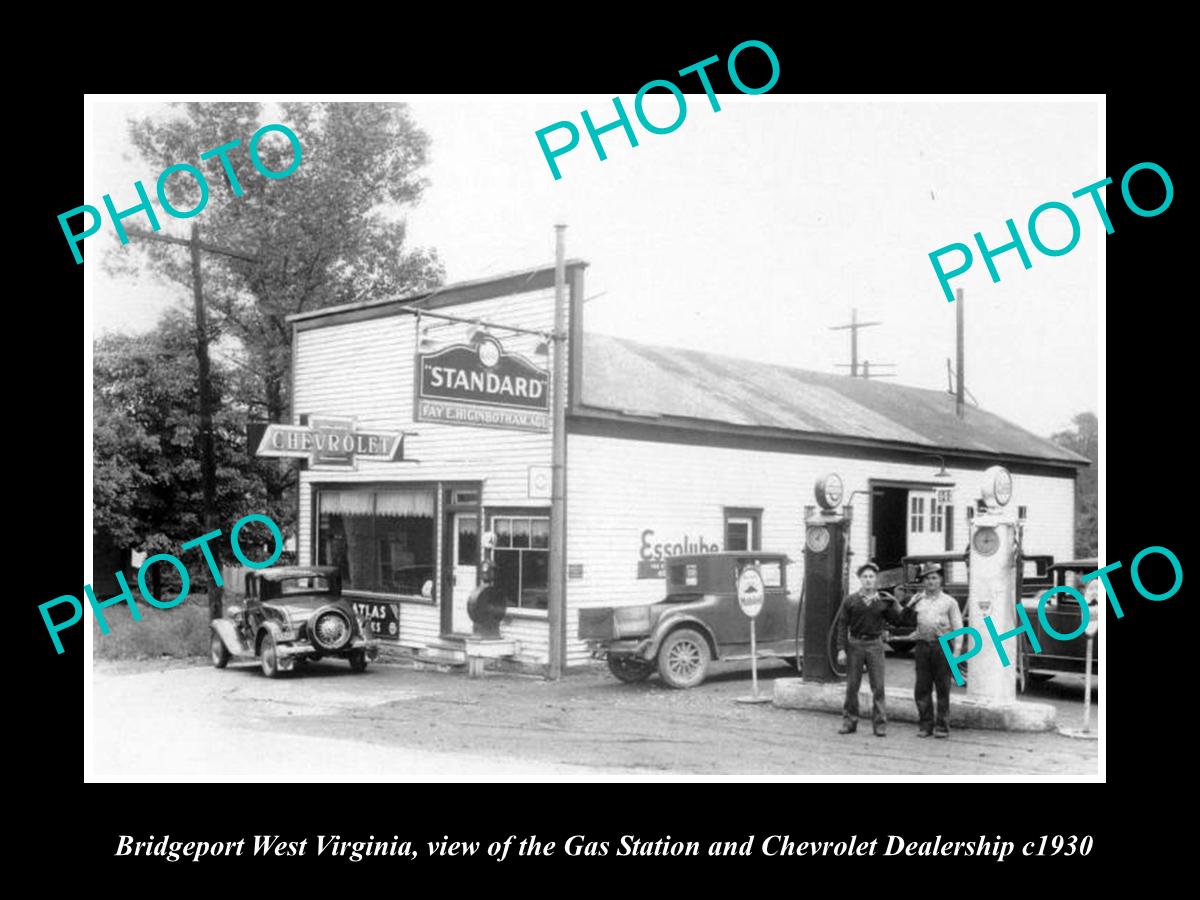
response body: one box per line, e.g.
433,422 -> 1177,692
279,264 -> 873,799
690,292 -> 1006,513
579,333 -> 1087,465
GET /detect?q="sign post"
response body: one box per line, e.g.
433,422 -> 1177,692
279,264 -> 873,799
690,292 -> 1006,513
735,565 -> 771,704
1059,619 -> 1099,740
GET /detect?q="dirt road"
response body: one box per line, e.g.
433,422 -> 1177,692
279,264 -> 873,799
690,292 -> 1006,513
90,656 -> 1099,780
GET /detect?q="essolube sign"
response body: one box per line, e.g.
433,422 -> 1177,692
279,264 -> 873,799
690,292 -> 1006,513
416,336 -> 550,432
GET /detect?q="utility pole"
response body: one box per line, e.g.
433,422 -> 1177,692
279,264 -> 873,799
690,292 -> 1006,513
955,287 -> 965,418
126,225 -> 257,620
831,308 -> 891,377
548,225 -> 569,680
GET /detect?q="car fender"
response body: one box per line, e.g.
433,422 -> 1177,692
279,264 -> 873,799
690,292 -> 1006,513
255,620 -> 289,653
647,615 -> 720,661
210,619 -> 249,656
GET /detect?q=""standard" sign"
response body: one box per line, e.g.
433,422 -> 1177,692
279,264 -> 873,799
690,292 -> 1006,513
415,336 -> 550,433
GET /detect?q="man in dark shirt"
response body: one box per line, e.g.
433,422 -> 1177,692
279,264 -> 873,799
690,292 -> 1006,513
836,562 -> 903,737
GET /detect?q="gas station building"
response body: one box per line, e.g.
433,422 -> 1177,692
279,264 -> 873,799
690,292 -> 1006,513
279,260 -> 1088,673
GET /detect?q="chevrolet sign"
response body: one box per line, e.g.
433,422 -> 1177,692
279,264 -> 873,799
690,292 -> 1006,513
255,416 -> 407,468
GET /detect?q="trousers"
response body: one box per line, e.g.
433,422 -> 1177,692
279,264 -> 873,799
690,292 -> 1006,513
843,636 -> 886,728
914,639 -> 952,732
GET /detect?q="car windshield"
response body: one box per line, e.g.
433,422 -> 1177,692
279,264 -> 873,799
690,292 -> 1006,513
278,576 -> 331,594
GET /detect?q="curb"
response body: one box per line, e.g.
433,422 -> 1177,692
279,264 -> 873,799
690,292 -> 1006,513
772,677 -> 1057,732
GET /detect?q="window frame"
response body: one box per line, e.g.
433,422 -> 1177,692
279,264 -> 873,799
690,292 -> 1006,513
312,483 -> 439,605
486,506 -> 552,618
910,495 -> 926,533
723,506 -> 763,552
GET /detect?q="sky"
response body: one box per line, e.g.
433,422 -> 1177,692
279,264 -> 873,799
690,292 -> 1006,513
88,96 -> 1100,438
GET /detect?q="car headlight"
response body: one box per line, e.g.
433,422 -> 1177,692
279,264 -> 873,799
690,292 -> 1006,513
309,609 -> 352,650
613,606 -> 652,639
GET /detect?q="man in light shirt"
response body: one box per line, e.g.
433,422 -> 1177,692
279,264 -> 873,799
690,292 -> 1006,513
904,563 -> 964,738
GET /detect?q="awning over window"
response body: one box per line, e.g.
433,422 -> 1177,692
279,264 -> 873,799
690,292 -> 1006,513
376,490 -> 434,518
319,489 -> 435,518
319,491 -> 374,516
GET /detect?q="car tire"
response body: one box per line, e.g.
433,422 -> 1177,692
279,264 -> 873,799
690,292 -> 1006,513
657,628 -> 711,689
607,655 -> 653,683
210,632 -> 230,669
260,633 -> 281,678
349,649 -> 369,673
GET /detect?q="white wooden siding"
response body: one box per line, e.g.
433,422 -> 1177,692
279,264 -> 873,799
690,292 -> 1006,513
565,433 -> 1077,628
291,283 -> 1077,669
293,287 -> 561,657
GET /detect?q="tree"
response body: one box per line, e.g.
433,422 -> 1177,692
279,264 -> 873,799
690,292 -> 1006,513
1051,412 -> 1098,557
108,102 -> 444,517
94,310 -> 275,592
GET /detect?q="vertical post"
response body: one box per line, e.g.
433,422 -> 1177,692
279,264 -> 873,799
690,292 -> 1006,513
190,224 -> 223,620
1082,633 -> 1094,733
955,287 -> 965,418
548,225 -> 568,679
749,619 -> 759,699
849,307 -> 858,377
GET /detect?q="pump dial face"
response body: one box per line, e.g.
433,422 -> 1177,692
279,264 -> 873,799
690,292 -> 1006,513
806,526 -> 831,553
973,526 -> 1000,556
815,473 -> 844,510
994,469 -> 1013,506
982,465 -> 1013,508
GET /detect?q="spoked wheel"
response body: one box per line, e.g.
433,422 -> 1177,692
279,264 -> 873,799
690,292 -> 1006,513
210,632 -> 230,669
260,633 -> 281,678
607,655 -> 653,683
657,628 -> 711,689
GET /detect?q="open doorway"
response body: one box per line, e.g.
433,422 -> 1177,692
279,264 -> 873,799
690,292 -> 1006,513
870,486 -> 908,570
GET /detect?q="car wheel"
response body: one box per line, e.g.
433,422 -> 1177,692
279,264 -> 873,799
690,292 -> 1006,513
607,655 -> 653,683
260,633 -> 281,678
657,628 -> 711,689
349,649 -> 369,673
210,632 -> 230,669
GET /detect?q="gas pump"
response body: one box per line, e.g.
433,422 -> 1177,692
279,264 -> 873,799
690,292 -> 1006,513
802,473 -> 849,683
966,465 -> 1019,703
467,530 -> 507,639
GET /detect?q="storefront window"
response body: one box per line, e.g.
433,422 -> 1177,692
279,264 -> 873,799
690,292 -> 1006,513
317,489 -> 435,597
491,514 -> 549,610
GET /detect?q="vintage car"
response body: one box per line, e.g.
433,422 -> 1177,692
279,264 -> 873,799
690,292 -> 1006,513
578,552 -> 799,689
1016,559 -> 1099,692
209,565 -> 379,677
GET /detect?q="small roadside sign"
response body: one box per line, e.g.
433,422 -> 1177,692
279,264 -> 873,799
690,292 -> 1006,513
735,564 -> 770,704
737,566 -> 765,618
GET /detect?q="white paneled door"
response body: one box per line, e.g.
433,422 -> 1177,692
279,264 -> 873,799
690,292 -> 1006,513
451,513 -> 479,633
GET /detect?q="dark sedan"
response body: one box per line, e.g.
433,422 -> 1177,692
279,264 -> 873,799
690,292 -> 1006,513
578,552 -> 798,689
210,565 -> 378,677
